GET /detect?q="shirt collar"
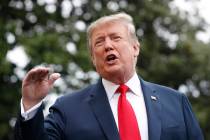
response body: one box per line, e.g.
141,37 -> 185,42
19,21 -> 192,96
126,73 -> 141,97
102,73 -> 141,101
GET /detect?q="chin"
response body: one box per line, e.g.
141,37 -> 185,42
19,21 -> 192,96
96,64 -> 123,77
106,64 -> 122,72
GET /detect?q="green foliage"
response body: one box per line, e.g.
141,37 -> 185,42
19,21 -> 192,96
0,0 -> 210,139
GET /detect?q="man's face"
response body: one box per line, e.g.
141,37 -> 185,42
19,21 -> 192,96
90,21 -> 139,83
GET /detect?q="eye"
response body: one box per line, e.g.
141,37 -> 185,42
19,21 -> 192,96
112,35 -> 121,41
94,39 -> 104,47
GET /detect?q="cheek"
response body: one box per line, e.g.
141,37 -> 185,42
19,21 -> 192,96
92,53 -> 103,67
120,47 -> 132,57
120,48 -> 135,63
93,48 -> 105,59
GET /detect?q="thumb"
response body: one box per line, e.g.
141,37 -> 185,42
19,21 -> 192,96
48,73 -> 61,85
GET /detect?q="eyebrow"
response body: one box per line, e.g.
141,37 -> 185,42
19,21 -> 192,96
95,35 -> 105,40
95,32 -> 120,39
94,36 -> 105,43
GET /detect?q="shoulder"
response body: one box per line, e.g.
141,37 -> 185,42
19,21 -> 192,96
142,79 -> 191,111
55,83 -> 96,106
141,79 -> 185,99
47,83 -> 98,119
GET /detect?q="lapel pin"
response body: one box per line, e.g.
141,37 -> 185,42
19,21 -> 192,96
151,96 -> 157,101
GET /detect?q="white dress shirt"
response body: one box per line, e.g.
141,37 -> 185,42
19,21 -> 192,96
21,73 -> 148,140
102,73 -> 148,140
21,99 -> 42,120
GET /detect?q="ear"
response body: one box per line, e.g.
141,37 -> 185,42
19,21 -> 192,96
91,53 -> 96,67
133,41 -> 140,57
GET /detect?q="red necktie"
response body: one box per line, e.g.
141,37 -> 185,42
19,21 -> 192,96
117,84 -> 141,140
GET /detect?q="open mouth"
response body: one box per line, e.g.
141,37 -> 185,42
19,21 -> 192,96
106,54 -> 117,62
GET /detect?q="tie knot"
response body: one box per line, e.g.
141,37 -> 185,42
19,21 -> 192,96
117,84 -> 129,95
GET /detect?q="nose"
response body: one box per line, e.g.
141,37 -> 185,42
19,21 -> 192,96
104,37 -> 113,52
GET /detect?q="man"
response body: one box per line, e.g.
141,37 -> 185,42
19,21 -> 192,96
15,12 -> 204,140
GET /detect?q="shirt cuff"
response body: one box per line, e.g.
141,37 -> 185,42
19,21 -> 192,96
20,99 -> 42,121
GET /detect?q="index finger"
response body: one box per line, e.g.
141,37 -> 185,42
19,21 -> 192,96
24,67 -> 50,82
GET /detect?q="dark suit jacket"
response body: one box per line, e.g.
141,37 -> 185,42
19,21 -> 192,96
15,79 -> 204,140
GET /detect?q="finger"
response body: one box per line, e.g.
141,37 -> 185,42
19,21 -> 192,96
37,69 -> 50,81
48,73 -> 61,85
30,68 -> 49,82
24,67 -> 49,82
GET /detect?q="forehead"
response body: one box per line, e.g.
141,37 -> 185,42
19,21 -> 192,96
91,21 -> 128,39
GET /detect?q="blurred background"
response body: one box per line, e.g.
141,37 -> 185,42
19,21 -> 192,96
0,0 -> 210,139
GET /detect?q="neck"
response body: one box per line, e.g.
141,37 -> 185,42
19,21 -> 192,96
104,71 -> 135,84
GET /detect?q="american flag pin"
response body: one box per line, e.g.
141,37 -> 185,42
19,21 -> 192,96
151,96 -> 157,101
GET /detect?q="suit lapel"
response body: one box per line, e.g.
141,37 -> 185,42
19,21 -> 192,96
87,78 -> 162,140
141,79 -> 162,140
88,80 -> 120,140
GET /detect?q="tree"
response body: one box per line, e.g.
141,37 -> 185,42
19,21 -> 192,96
0,0 -> 209,139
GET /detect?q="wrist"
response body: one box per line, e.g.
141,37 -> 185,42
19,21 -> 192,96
22,97 -> 41,111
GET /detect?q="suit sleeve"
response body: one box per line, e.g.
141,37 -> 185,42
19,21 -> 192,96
14,99 -> 66,140
181,94 -> 204,140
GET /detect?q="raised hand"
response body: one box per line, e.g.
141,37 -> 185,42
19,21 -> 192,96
22,67 -> 60,111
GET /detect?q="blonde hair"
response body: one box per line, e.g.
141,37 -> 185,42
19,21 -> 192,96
87,12 -> 139,50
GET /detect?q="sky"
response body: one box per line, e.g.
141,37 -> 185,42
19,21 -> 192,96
197,0 -> 210,23
173,0 -> 210,23
172,0 -> 210,43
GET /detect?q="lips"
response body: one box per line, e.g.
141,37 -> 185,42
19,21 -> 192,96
106,54 -> 117,61
105,54 -> 118,64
